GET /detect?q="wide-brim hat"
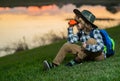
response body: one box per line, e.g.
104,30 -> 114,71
73,9 -> 98,28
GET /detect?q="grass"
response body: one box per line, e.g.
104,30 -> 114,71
0,25 -> 120,81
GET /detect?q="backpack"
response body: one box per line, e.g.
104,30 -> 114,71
90,29 -> 115,57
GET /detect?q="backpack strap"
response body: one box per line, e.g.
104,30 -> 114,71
111,38 -> 115,51
89,29 -> 95,38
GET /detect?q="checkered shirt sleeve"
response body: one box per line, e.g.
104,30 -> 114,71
67,27 -> 79,43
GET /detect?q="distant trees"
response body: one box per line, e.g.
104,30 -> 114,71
33,30 -> 66,46
13,36 -> 29,52
0,31 -> 66,57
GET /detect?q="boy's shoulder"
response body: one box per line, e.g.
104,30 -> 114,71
92,28 -> 100,34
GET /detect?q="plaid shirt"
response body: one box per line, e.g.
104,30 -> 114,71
68,27 -> 104,53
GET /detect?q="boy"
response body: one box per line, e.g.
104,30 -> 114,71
43,9 -> 105,70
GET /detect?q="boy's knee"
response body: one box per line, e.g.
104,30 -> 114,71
63,42 -> 70,47
86,38 -> 97,45
62,42 -> 72,50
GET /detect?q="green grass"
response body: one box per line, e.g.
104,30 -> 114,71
0,25 -> 120,81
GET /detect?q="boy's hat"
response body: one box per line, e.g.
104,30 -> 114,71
73,9 -> 98,28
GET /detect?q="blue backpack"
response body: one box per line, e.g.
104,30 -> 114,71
90,29 -> 115,57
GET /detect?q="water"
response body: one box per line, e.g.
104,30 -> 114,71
0,4 -> 120,57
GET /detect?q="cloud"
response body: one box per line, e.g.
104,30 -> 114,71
0,4 -> 120,19
0,4 -> 76,16
0,7 -> 27,14
0,4 -> 59,15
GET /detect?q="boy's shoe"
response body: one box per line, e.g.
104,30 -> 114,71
66,60 -> 82,66
43,60 -> 57,70
66,60 -> 76,66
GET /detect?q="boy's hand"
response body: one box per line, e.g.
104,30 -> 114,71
82,42 -> 87,48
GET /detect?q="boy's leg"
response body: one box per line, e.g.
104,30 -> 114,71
94,53 -> 105,61
86,38 -> 105,61
86,38 -> 97,45
53,42 -> 86,65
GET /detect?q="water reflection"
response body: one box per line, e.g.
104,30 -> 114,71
0,4 -> 120,57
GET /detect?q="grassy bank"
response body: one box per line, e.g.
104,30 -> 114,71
0,25 -> 120,81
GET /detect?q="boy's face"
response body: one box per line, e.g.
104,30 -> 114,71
75,16 -> 92,34
75,17 -> 85,30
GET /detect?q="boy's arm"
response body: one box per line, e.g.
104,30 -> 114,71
67,27 -> 79,43
85,29 -> 104,52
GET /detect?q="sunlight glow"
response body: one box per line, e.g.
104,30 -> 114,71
28,6 -> 40,12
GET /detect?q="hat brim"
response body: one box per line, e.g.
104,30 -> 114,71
73,9 -> 98,28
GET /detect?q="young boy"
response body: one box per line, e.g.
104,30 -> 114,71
43,9 -> 105,70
